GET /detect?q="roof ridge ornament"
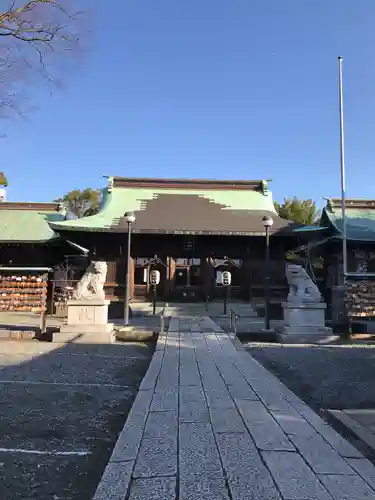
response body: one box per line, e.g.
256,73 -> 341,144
107,176 -> 114,193
261,180 -> 269,195
326,198 -> 333,212
57,202 -> 67,217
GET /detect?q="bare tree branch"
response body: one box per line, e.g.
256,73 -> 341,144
0,0 -> 84,121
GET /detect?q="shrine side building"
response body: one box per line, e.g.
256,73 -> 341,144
0,201 -> 74,267
296,198 -> 375,326
49,176 -> 300,307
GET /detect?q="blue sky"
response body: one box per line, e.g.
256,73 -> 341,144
2,0 -> 375,205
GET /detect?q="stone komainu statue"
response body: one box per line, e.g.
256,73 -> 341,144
285,263 -> 321,303
74,261 -> 107,301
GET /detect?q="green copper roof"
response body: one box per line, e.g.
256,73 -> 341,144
0,204 -> 64,243
50,183 -> 279,233
293,226 -> 328,233
323,199 -> 375,242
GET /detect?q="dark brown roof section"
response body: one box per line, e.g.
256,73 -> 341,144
112,194 -> 294,235
112,176 -> 271,192
328,199 -> 375,210
0,202 -> 61,212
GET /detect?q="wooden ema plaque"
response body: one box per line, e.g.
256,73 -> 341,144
0,273 -> 47,313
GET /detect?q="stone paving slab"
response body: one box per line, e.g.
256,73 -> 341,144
179,384 -> 205,403
150,389 -> 178,412
318,473 -> 375,500
144,410 -> 178,438
179,472 -> 230,500
346,458 -> 375,490
93,461 -> 134,500
288,432 -> 355,475
328,409 -> 375,453
179,422 -> 223,474
133,436 -> 177,478
128,477 -> 176,500
262,451 -> 333,500
236,399 -> 296,451
180,398 -> 210,423
93,314 -> 375,499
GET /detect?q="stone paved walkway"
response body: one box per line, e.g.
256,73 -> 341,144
93,316 -> 375,499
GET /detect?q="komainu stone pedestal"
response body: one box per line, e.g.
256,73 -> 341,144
55,299 -> 114,343
278,301 -> 334,344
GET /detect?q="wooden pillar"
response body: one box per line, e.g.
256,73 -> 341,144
129,257 -> 135,299
162,257 -> 169,299
106,261 -> 117,283
201,256 -> 215,301
169,257 -> 176,296
241,258 -> 251,301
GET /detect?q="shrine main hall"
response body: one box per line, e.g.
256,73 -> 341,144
48,176 -> 299,306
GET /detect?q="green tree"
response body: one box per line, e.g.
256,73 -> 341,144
56,188 -> 101,218
274,197 -> 320,225
0,1 -> 83,119
0,172 -> 8,187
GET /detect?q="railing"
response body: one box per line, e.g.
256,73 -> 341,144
229,308 -> 239,337
50,279 -> 78,317
159,305 -> 167,334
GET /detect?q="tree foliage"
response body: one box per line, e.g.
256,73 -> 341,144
0,0 -> 83,119
0,172 -> 8,186
56,188 -> 101,218
274,197 -> 320,225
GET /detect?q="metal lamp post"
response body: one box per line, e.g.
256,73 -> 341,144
262,215 -> 273,330
338,56 -> 347,284
124,211 -> 136,326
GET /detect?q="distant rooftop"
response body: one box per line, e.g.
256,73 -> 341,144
327,198 -> 375,211
111,176 -> 272,192
323,198 -> 375,242
0,202 -> 65,243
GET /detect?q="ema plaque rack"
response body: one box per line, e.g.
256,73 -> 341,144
345,274 -> 375,319
0,267 -> 51,333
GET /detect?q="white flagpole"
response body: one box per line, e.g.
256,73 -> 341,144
338,56 -> 347,281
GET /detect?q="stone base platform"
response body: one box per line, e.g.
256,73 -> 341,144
277,329 -> 339,345
53,324 -> 115,344
280,301 -> 335,344
53,299 -> 114,344
116,326 -> 157,342
278,325 -> 335,344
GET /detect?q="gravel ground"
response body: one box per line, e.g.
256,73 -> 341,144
245,343 -> 375,411
0,340 -> 154,500
245,342 -> 375,458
